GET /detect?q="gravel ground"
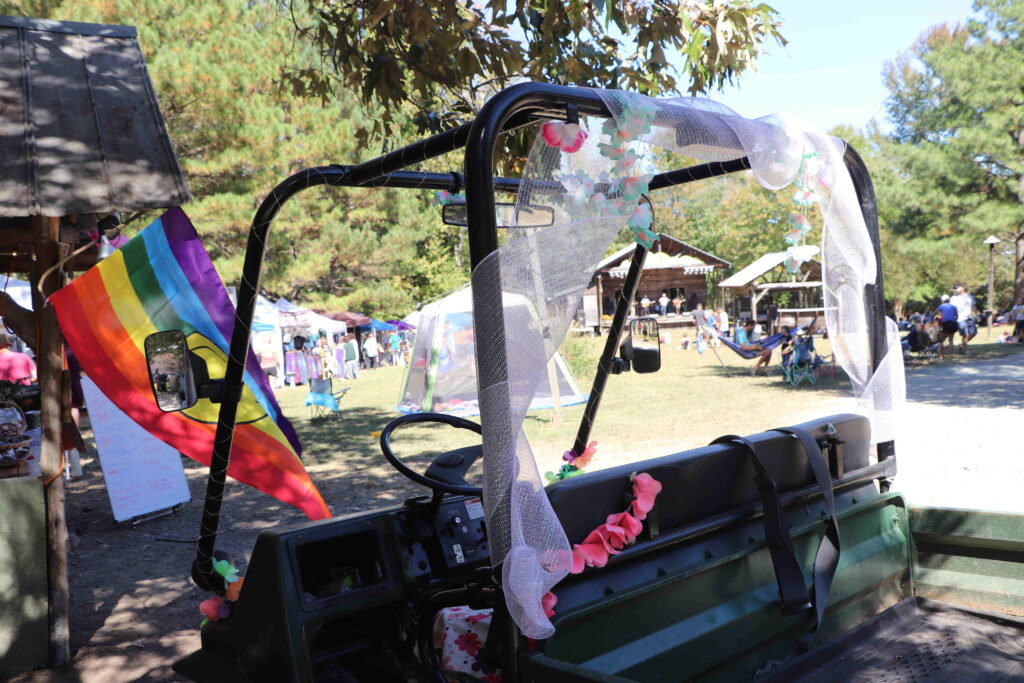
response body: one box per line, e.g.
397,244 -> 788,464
890,352 -> 1024,512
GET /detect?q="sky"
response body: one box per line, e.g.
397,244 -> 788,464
710,0 -> 976,132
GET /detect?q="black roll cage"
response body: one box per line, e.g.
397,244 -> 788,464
190,82 -> 894,590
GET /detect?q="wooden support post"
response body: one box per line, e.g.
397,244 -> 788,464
546,357 -> 562,425
30,215 -> 70,666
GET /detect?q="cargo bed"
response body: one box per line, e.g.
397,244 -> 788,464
773,597 -> 1024,682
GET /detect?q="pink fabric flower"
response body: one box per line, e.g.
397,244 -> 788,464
631,472 -> 663,520
541,122 -> 588,153
571,540 -> 609,572
574,440 -> 598,469
584,527 -> 623,555
569,472 -> 663,574
465,612 -> 491,624
606,511 -> 643,543
542,591 -> 557,618
454,632 -> 483,656
199,597 -> 230,622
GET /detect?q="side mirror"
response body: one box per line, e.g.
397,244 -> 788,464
144,330 -> 197,412
624,317 -> 661,374
442,202 -> 555,228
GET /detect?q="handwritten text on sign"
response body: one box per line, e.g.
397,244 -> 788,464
81,377 -> 190,522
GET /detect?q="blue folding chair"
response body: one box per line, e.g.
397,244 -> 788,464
304,378 -> 349,420
781,336 -> 817,386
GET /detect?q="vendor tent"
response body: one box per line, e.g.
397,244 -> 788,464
362,318 -> 397,332
0,276 -> 33,311
397,287 -> 586,417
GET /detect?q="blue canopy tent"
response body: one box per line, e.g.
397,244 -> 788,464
360,318 -> 398,332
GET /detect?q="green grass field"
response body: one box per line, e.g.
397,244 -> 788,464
277,334 -> 855,483
273,331 -> 1021,509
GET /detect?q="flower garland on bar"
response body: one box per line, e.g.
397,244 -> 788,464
197,559 -> 245,627
542,471 -> 663,617
545,440 -> 598,482
540,96 -> 659,249
784,150 -> 828,273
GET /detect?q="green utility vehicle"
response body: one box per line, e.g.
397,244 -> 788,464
150,83 -> 1024,682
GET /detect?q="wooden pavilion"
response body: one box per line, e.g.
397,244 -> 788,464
582,233 -> 730,329
0,15 -> 188,674
718,247 -> 823,328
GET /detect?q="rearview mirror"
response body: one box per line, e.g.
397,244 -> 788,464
144,330 -> 197,412
625,318 -> 661,374
442,202 -> 555,228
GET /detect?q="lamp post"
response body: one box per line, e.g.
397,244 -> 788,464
984,235 -> 1000,337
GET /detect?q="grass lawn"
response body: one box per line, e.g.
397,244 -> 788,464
276,334 -> 858,491
273,329 -> 1021,512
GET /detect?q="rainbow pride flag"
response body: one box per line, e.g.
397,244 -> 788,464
52,208 -> 329,520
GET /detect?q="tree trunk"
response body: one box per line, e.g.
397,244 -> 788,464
893,299 -> 905,322
1015,232 -> 1024,303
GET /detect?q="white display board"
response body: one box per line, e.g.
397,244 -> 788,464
81,377 -> 191,522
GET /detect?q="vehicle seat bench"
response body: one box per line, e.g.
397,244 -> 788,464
527,414 -> 911,681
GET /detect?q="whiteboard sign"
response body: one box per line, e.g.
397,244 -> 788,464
81,378 -> 190,522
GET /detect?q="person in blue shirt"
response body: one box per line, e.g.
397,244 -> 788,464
735,319 -> 771,375
936,294 -> 959,360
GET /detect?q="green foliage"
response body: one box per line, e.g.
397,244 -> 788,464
882,0 -> 1024,305
290,0 -> 786,145
649,171 -> 808,270
22,0 -> 467,320
558,334 -> 600,384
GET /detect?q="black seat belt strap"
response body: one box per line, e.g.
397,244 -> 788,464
711,435 -> 811,617
772,427 -> 842,651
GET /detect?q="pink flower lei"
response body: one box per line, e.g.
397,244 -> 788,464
542,471 -> 663,616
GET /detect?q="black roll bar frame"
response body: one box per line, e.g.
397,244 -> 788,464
191,82 -> 893,592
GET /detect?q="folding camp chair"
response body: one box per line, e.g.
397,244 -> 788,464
781,336 -> 817,386
304,377 -> 349,420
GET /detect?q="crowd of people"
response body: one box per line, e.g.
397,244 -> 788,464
256,328 -> 414,388
900,285 -> 1022,360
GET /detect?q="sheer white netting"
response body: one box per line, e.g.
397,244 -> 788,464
471,89 -> 906,638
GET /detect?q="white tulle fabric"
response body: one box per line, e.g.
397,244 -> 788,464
469,89 -> 905,638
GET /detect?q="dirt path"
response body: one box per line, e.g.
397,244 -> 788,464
891,352 -> 1024,511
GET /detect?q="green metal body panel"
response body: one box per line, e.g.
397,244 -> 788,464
0,477 -> 48,678
530,493 -> 912,682
911,506 -> 1024,618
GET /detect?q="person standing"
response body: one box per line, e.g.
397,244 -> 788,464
342,335 -> 360,379
0,331 -> 36,384
362,332 -> 380,369
692,302 -> 710,342
936,294 -> 959,359
257,333 -> 281,387
657,292 -> 670,316
950,285 -> 977,356
1011,296 -> 1024,341
767,299 -> 779,335
716,307 -> 729,339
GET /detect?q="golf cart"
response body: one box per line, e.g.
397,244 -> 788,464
154,83 -> 1024,682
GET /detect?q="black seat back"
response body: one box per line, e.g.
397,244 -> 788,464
547,414 -> 870,543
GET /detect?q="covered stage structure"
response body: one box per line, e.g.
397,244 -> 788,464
718,246 -> 824,330
582,233 -> 730,330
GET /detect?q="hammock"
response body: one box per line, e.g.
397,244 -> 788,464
717,332 -> 788,360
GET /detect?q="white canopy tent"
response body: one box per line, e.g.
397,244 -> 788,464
397,286 -> 586,417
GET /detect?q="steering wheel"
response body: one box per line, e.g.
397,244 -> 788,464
379,412 -> 483,496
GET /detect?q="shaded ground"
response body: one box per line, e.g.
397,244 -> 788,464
9,339 -> 1021,681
